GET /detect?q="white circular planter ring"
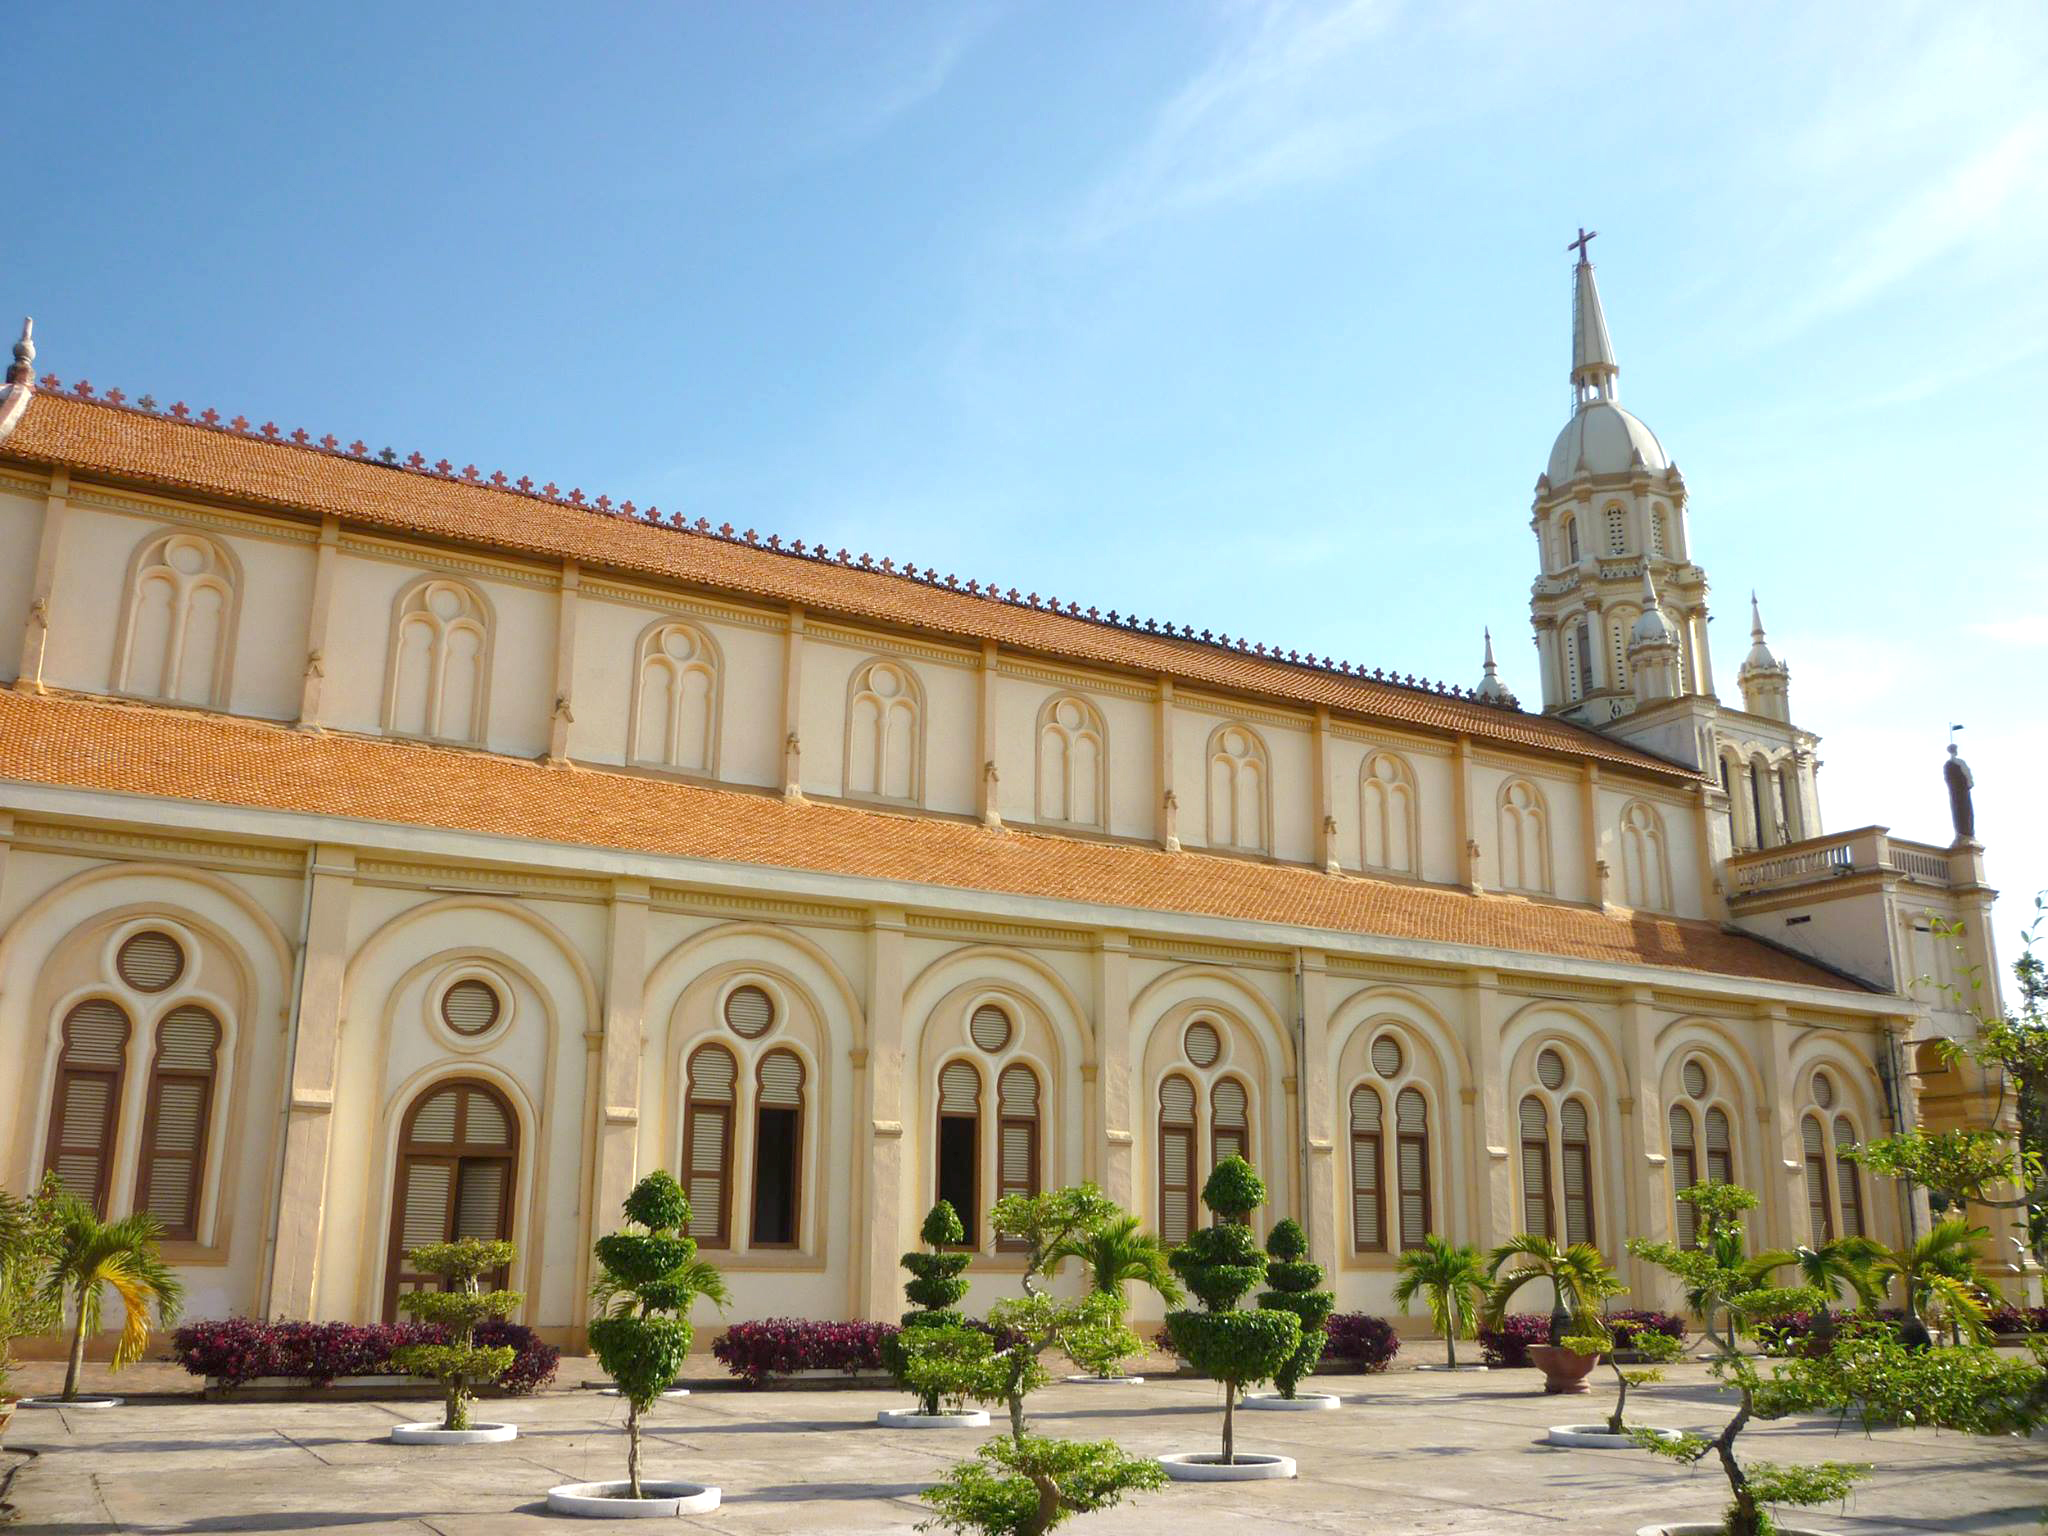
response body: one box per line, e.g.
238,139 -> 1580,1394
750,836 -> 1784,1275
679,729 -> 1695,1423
547,1481 -> 721,1518
1638,1526 -> 1838,1536
19,1395 -> 121,1409
877,1408 -> 990,1428
1548,1424 -> 1681,1448
1158,1452 -> 1297,1481
1064,1374 -> 1144,1385
1413,1363 -> 1488,1372
1242,1392 -> 1340,1411
390,1421 -> 517,1444
597,1387 -> 690,1399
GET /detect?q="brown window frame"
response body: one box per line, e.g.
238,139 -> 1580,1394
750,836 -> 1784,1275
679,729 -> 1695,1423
683,1043 -> 737,1250
1833,1117 -> 1864,1239
1802,1114 -> 1835,1246
133,1006 -> 221,1242
1519,1095 -> 1554,1241
383,1079 -> 517,1322
994,1063 -> 1040,1252
749,1048 -> 806,1250
1560,1097 -> 1596,1248
1349,1084 -> 1386,1254
1209,1074 -> 1252,1199
1395,1088 -> 1431,1251
1669,1102 -> 1700,1245
1159,1073 -> 1197,1246
45,999 -> 133,1217
935,1059 -> 981,1250
1704,1105 -> 1734,1188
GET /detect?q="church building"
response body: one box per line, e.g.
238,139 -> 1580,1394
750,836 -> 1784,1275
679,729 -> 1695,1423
0,244 -> 2014,1348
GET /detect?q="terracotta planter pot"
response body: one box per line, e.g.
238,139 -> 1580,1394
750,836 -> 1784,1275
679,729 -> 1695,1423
1524,1344 -> 1599,1394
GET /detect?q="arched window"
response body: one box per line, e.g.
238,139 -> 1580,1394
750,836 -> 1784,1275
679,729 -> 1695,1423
1519,1095 -> 1553,1238
1750,755 -> 1776,849
1801,1114 -> 1834,1247
752,1049 -> 805,1247
1359,752 -> 1416,874
1668,1102 -> 1699,1246
115,530 -> 237,708
1035,695 -> 1106,827
1608,609 -> 1636,691
385,1080 -> 516,1320
1561,512 -> 1580,566
935,1059 -> 981,1246
384,578 -> 490,743
1560,1098 -> 1595,1246
1650,505 -> 1668,558
1604,505 -> 1626,555
1619,801 -> 1670,911
629,621 -> 719,773
1396,1087 -> 1430,1249
1159,1075 -> 1197,1246
135,1005 -> 221,1240
847,659 -> 923,802
1206,724 -> 1268,853
1833,1116 -> 1864,1238
1498,780 -> 1551,893
683,1043 -> 736,1247
995,1064 -> 1041,1247
1349,1085 -> 1385,1252
1704,1106 -> 1733,1187
1211,1076 -> 1250,1176
45,999 -> 132,1214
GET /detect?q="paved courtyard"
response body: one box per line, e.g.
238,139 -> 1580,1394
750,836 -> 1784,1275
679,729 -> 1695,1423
3,1361 -> 2040,1535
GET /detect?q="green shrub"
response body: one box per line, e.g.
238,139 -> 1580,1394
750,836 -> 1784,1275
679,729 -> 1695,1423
883,1202 -> 987,1416
387,1237 -> 521,1432
1256,1219 -> 1332,1398
917,1433 -> 1167,1536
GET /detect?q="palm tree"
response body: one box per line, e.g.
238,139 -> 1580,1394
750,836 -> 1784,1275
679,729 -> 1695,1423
39,1195 -> 183,1402
1051,1215 -> 1183,1312
1392,1235 -> 1487,1368
1872,1218 -> 1991,1341
1765,1237 -> 1884,1312
1484,1235 -> 1620,1344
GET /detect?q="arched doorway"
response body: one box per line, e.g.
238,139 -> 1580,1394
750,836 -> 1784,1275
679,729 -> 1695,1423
383,1079 -> 517,1321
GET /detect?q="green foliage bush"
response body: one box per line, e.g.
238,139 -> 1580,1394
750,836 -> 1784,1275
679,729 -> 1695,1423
917,1433 -> 1168,1536
1256,1219 -> 1332,1398
388,1237 -> 521,1432
883,1201 -> 988,1417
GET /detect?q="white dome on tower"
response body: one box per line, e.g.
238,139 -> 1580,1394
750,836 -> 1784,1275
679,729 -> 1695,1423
1547,402 -> 1669,483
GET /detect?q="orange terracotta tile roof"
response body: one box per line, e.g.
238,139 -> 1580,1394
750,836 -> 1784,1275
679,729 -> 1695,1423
0,690 -> 1865,993
0,390 -> 1694,781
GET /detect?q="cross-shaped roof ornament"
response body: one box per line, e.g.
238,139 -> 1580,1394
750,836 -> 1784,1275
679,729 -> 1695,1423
1568,227 -> 1597,263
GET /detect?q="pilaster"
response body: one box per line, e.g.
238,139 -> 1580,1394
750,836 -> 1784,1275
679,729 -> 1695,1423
15,469 -> 69,692
1757,1005 -> 1804,1252
782,608 -> 805,799
1155,679 -> 1179,851
1580,763 -> 1604,908
1296,951 -> 1337,1273
264,845 -> 357,1320
860,908 -> 909,1319
1618,987 -> 1670,1299
593,878 -> 649,1239
1092,932 -> 1135,1210
977,641 -> 1001,828
1463,968 -> 1512,1247
296,516 -> 340,724
548,562 -> 581,761
1453,736 -> 1479,891
1312,708 -> 1337,873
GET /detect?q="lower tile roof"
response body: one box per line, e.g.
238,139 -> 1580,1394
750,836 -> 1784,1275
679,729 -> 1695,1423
0,689 -> 1866,993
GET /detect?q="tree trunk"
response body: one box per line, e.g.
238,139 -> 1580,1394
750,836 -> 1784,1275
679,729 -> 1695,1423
1606,1360 -> 1627,1436
1548,1276 -> 1569,1345
1026,1471 -> 1060,1536
1221,1381 -> 1235,1465
444,1377 -> 462,1432
63,1282 -> 89,1401
626,1399 -> 642,1500
1715,1388 -> 1757,1536
1445,1323 -> 1458,1370
1008,1387 -> 1026,1444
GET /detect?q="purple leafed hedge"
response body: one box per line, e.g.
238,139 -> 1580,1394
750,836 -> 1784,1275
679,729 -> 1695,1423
712,1319 -> 900,1386
172,1318 -> 559,1394
1156,1311 -> 1399,1372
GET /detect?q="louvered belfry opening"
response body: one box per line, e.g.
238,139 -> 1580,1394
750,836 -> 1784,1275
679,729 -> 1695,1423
684,1043 -> 736,1247
136,1004 -> 221,1239
1395,1087 -> 1430,1248
993,1063 -> 1040,1249
1349,1084 -> 1384,1252
751,1048 -> 804,1247
384,1079 -> 517,1321
1158,1074 -> 1197,1246
936,1059 -> 980,1247
46,998 -> 132,1214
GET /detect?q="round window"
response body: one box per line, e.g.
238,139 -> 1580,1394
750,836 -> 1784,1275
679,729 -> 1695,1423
1536,1047 -> 1567,1091
441,979 -> 502,1036
116,931 -> 185,993
1184,1020 -> 1222,1068
724,984 -> 775,1039
1682,1058 -> 1709,1100
1370,1035 -> 1403,1079
969,1003 -> 1012,1053
1812,1071 -> 1835,1110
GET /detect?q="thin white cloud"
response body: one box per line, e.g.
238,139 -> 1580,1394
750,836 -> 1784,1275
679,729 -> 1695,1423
803,4 -> 1002,152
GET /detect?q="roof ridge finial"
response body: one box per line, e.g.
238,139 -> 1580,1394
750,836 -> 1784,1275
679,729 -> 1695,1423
5,317 -> 33,387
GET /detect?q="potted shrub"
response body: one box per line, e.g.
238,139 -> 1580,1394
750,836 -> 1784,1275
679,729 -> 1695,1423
1245,1219 -> 1336,1410
1048,1213 -> 1181,1383
21,1191 -> 182,1409
547,1172 -> 725,1517
1158,1157 -> 1301,1480
1483,1235 -> 1619,1394
1543,1317 -> 1685,1447
385,1238 -> 522,1444
1392,1234 -> 1487,1370
879,1201 -> 1000,1427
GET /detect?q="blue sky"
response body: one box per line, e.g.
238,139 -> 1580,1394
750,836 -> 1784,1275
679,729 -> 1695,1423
9,1 -> 2046,967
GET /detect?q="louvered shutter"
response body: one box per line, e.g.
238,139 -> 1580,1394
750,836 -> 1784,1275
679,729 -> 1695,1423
454,1161 -> 507,1239
411,1088 -> 460,1143
1396,1088 -> 1429,1248
1560,1099 -> 1594,1247
1184,1021 -> 1221,1067
1350,1086 -> 1383,1251
386,1082 -> 518,1320
1537,1049 -> 1566,1090
759,1049 -> 803,1107
969,1004 -> 1012,1053
996,1064 -> 1039,1231
724,984 -> 775,1038
464,1088 -> 511,1146
1211,1078 -> 1248,1175
1832,1117 -> 1864,1238
940,1060 -> 981,1114
116,931 -> 184,992
1371,1035 -> 1403,1079
1704,1107 -> 1733,1187
1802,1116 -> 1833,1246
685,1046 -> 736,1245
1160,1076 -> 1196,1246
1668,1103 -> 1698,1247
441,979 -> 500,1035
47,999 -> 131,1212
138,1006 -> 220,1238
1519,1097 -> 1552,1238
399,1159 -> 456,1254
1681,1058 -> 1708,1099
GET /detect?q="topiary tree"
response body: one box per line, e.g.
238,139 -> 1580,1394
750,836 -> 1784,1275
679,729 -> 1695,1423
917,1434 -> 1168,1536
1165,1157 -> 1299,1465
1255,1219 -> 1331,1399
1391,1235 -> 1486,1368
1559,1316 -> 1684,1436
986,1186 -> 1128,1438
587,1171 -> 728,1500
388,1238 -> 520,1431
883,1202 -> 999,1417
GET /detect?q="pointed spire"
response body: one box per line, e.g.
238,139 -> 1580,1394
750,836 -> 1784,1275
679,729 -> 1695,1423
1743,590 -> 1780,671
1475,627 -> 1511,703
1569,234 -> 1618,410
5,317 -> 32,387
1630,570 -> 1677,646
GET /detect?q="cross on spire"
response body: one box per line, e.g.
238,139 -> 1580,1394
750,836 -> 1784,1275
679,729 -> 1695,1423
1567,227 -> 1597,264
